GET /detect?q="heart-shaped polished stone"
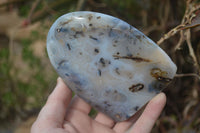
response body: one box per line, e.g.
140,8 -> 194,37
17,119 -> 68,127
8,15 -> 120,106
47,11 -> 177,122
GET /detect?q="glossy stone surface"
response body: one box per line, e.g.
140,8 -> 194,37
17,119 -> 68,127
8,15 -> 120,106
47,11 -> 177,121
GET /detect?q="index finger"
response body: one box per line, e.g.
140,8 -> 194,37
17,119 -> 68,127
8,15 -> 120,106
128,92 -> 166,133
34,77 -> 72,128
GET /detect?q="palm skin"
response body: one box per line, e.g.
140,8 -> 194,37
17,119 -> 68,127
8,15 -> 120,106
31,77 -> 166,133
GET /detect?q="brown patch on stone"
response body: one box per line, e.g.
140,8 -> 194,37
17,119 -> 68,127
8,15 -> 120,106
56,28 -> 61,32
58,60 -> 68,69
115,114 -> 121,119
151,68 -> 172,82
129,84 -> 144,92
113,55 -> 151,62
89,35 -> 98,41
66,43 -> 71,50
88,14 -> 93,21
115,68 -> 120,75
114,40 -> 118,43
98,69 -> 101,76
99,57 -> 106,66
135,35 -> 141,40
104,101 -> 111,106
74,31 -> 85,38
61,19 -> 73,25
113,44 -> 117,47
99,32 -> 104,36
94,48 -> 99,53
97,16 -> 101,19
134,106 -> 139,111
70,27 -> 76,31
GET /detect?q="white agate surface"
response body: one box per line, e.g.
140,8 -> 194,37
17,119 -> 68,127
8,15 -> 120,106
47,11 -> 177,121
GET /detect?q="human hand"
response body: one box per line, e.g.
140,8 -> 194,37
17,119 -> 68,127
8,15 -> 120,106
31,77 -> 166,133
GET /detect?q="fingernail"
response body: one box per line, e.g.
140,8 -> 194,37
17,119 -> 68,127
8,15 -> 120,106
154,92 -> 166,103
57,77 -> 61,84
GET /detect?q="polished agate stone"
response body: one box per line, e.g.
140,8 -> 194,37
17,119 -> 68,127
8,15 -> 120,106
47,11 -> 177,121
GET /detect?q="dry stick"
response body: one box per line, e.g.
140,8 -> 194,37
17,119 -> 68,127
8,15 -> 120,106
174,0 -> 189,49
0,0 -> 26,7
76,0 -> 86,11
27,0 -> 42,23
143,0 -> 170,36
183,100 -> 197,121
185,29 -> 198,67
157,24 -> 185,45
42,1 -> 57,15
157,2 -> 200,46
158,1 -> 200,79
30,0 -> 73,23
186,103 -> 200,127
175,30 -> 185,50
175,73 -> 200,80
161,0 -> 170,30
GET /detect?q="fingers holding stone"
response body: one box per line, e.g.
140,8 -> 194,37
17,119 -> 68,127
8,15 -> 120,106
128,93 -> 166,133
32,77 -> 72,129
95,112 -> 116,128
67,95 -> 92,115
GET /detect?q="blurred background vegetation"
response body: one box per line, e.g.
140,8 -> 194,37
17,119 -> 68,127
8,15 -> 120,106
0,0 -> 200,132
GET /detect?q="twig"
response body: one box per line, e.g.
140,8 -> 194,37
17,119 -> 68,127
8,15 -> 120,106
183,100 -> 197,119
0,0 -> 25,7
187,103 -> 200,126
174,30 -> 184,50
157,1 -> 200,45
30,0 -> 73,23
27,0 -> 42,23
157,0 -> 200,71
185,29 -> 198,67
43,0 -> 57,15
76,0 -> 86,11
157,24 -> 185,45
175,73 -> 200,80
